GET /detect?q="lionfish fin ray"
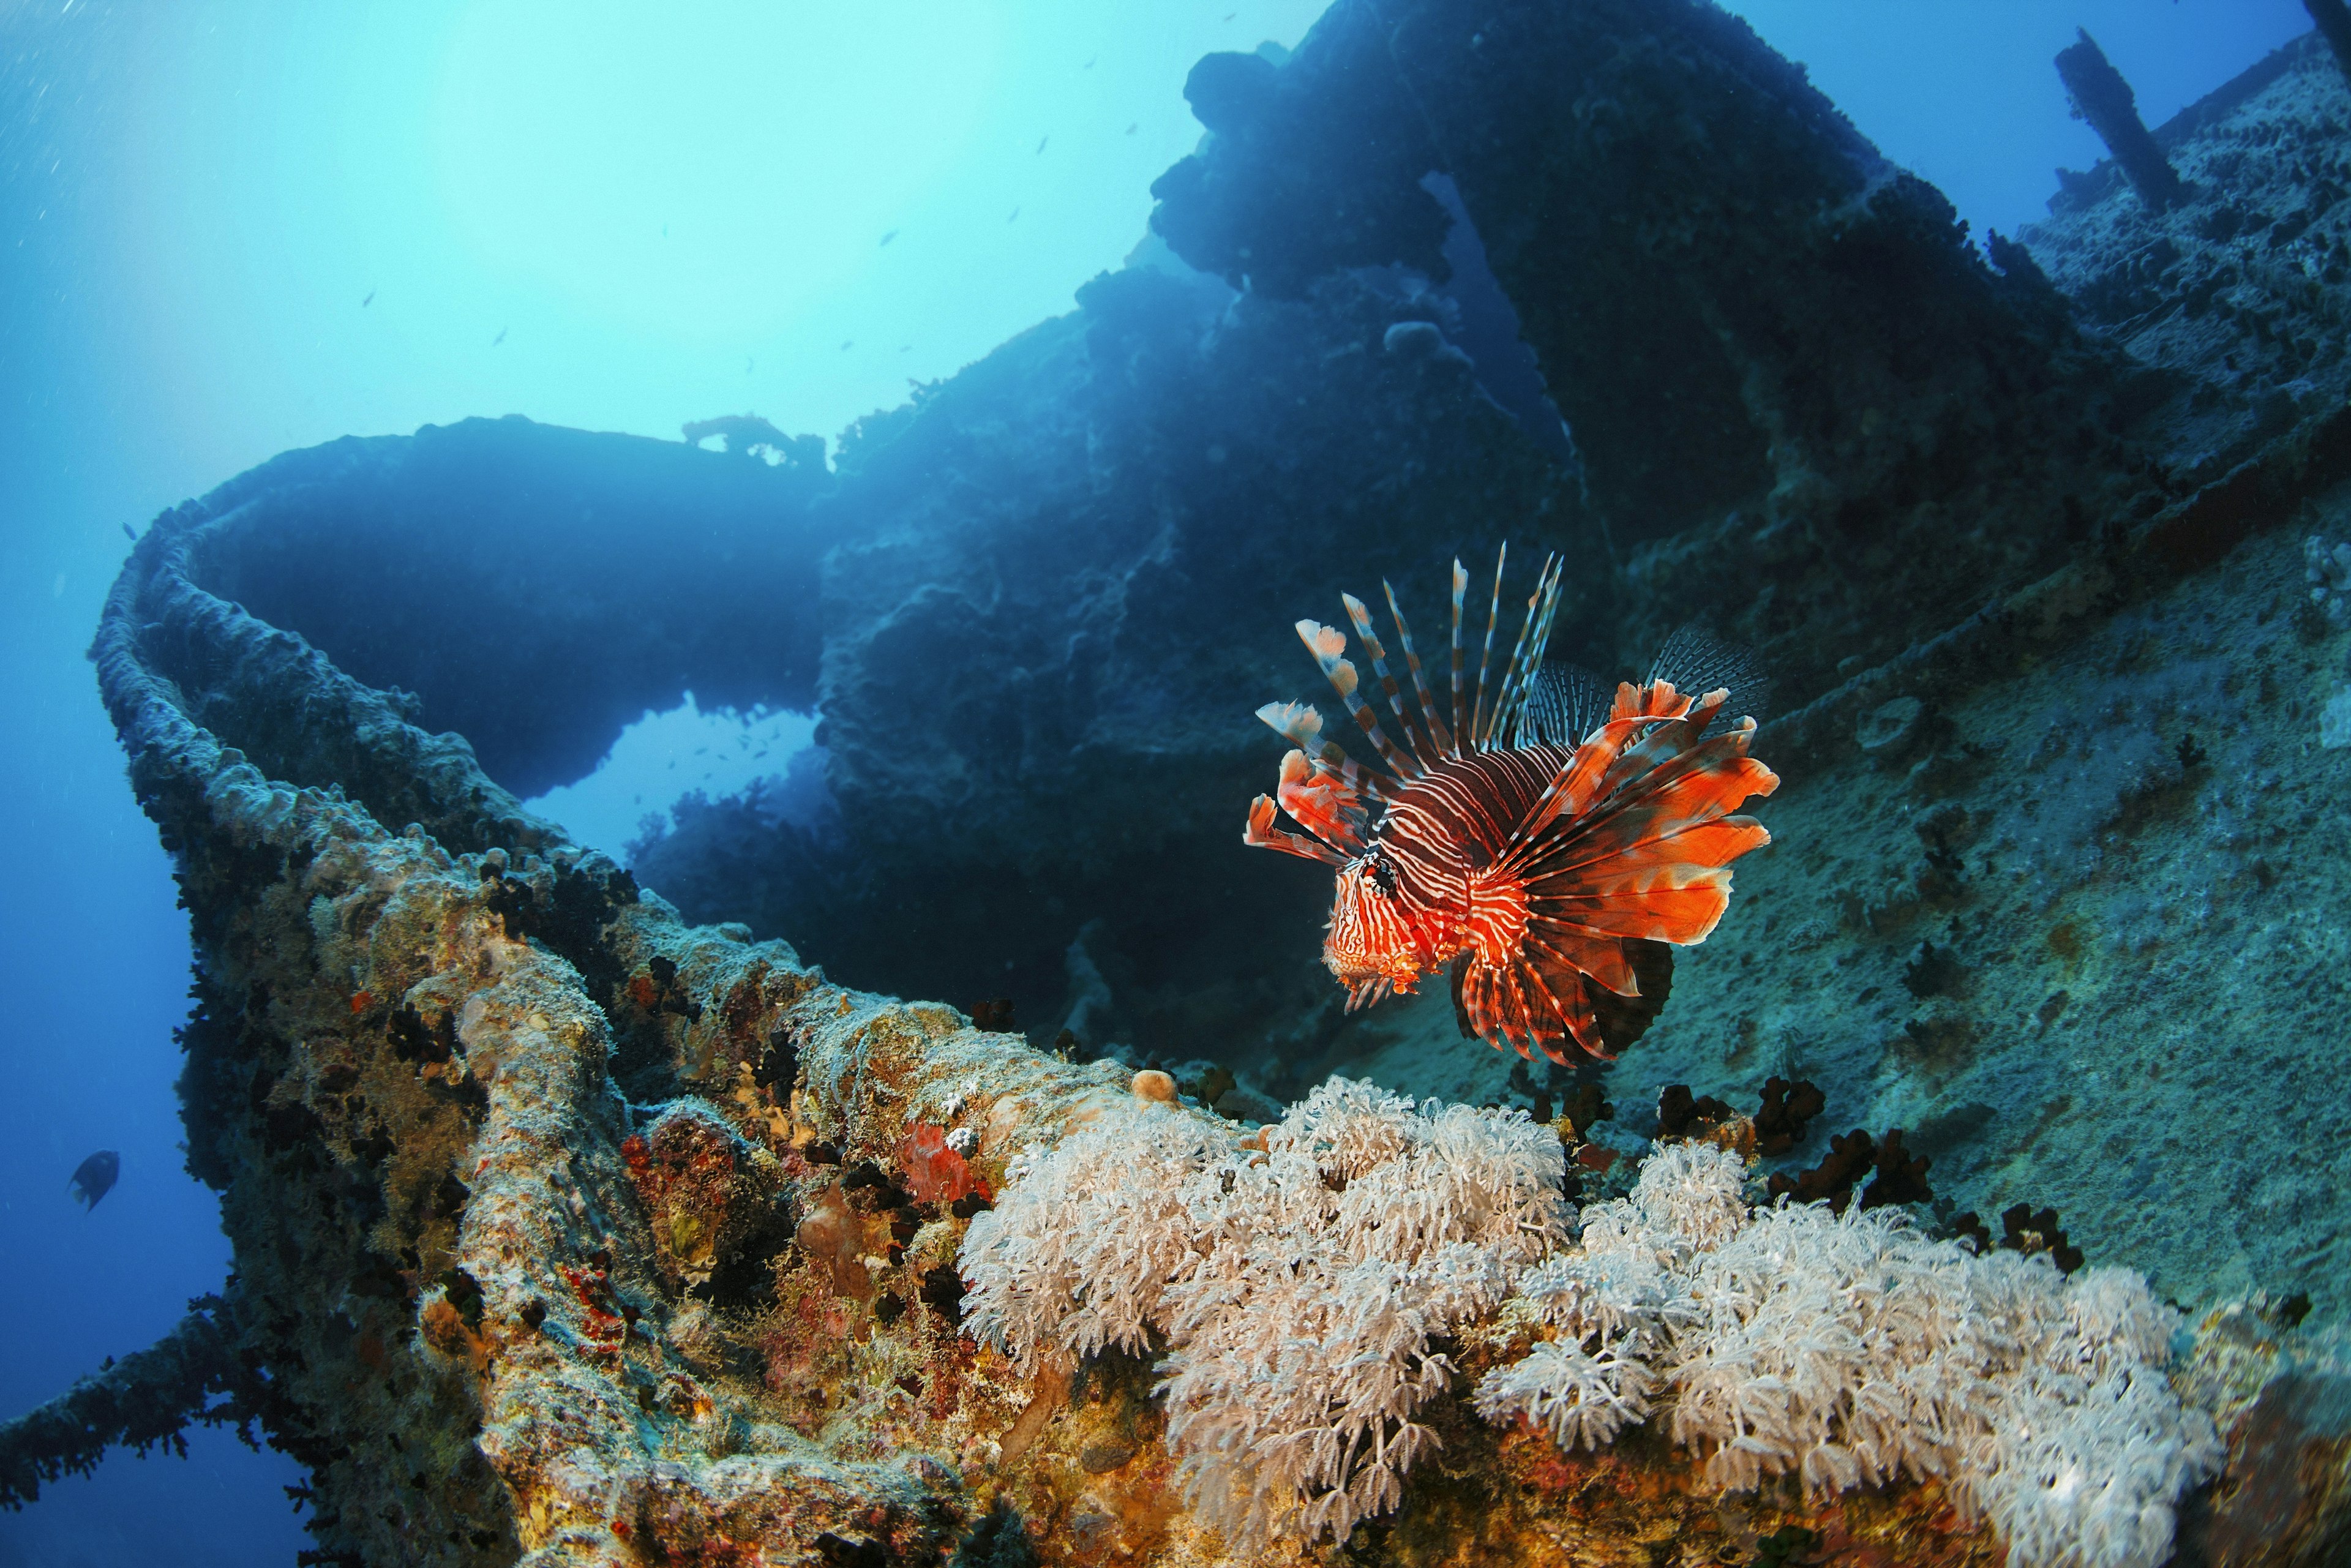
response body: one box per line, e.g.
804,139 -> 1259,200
1649,624 -> 1772,736
1469,542 -> 1507,750
1297,619 -> 1420,781
1483,554 -> 1564,748
1381,579 -> 1455,759
1257,697 -> 1387,807
1341,591 -> 1440,768
1524,661 -> 1620,749
1275,748 -> 1371,855
1448,560 -> 1469,755
1245,794 -> 1347,866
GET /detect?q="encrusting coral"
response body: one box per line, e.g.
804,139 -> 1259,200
966,1096 -> 2222,1568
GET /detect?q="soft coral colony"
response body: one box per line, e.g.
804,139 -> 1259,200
959,1084 -> 2221,1567
956,547 -> 2220,1565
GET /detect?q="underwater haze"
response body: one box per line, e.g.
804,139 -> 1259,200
0,1 -> 2317,1562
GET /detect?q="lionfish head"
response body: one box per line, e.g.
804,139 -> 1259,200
1322,849 -> 1430,1009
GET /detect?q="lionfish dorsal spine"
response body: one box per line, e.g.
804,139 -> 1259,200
1481,553 -> 1562,749
1340,592 -> 1442,770
1380,579 -> 1455,760
1448,559 -> 1469,756
1469,542 -> 1508,749
1513,557 -> 1568,742
1295,618 -> 1421,781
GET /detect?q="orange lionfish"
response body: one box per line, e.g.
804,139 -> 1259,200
1243,547 -> 1779,1065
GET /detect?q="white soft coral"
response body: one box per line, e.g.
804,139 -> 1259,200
956,1107 -> 1231,1365
964,1090 -> 2217,1568
1476,1147 -> 2221,1568
959,1078 -> 1567,1551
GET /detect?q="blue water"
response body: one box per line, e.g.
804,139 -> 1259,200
0,1 -> 2308,1559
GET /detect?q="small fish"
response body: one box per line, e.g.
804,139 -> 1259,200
1244,547 -> 1777,1064
1083,54 -> 1096,69
880,229 -> 898,247
1036,135 -> 1049,154
1007,206 -> 1021,223
1126,122 -> 1138,135
69,1150 -> 119,1210
841,339 -> 853,351
361,290 -> 374,307
121,522 -> 135,540
492,328 -> 506,347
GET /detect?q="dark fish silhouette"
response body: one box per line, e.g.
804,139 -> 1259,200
880,229 -> 898,247
492,327 -> 507,347
1036,135 -> 1049,154
361,290 -> 374,307
69,1150 -> 119,1210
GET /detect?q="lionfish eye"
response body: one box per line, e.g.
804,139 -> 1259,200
1368,853 -> 1399,897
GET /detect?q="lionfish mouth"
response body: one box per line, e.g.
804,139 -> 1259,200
1243,543 -> 1779,1067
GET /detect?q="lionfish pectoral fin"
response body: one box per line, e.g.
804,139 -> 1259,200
1453,930 -> 1674,1063
1245,794 -> 1347,865
1452,950 -> 1590,1065
1275,748 -> 1371,855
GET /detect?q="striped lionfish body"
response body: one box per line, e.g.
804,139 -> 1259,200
1244,548 -> 1779,1064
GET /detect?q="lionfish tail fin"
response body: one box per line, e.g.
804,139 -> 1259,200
1649,624 -> 1771,735
1381,579 -> 1456,759
1297,619 -> 1422,781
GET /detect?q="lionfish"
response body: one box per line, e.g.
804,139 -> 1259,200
1243,547 -> 1778,1064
